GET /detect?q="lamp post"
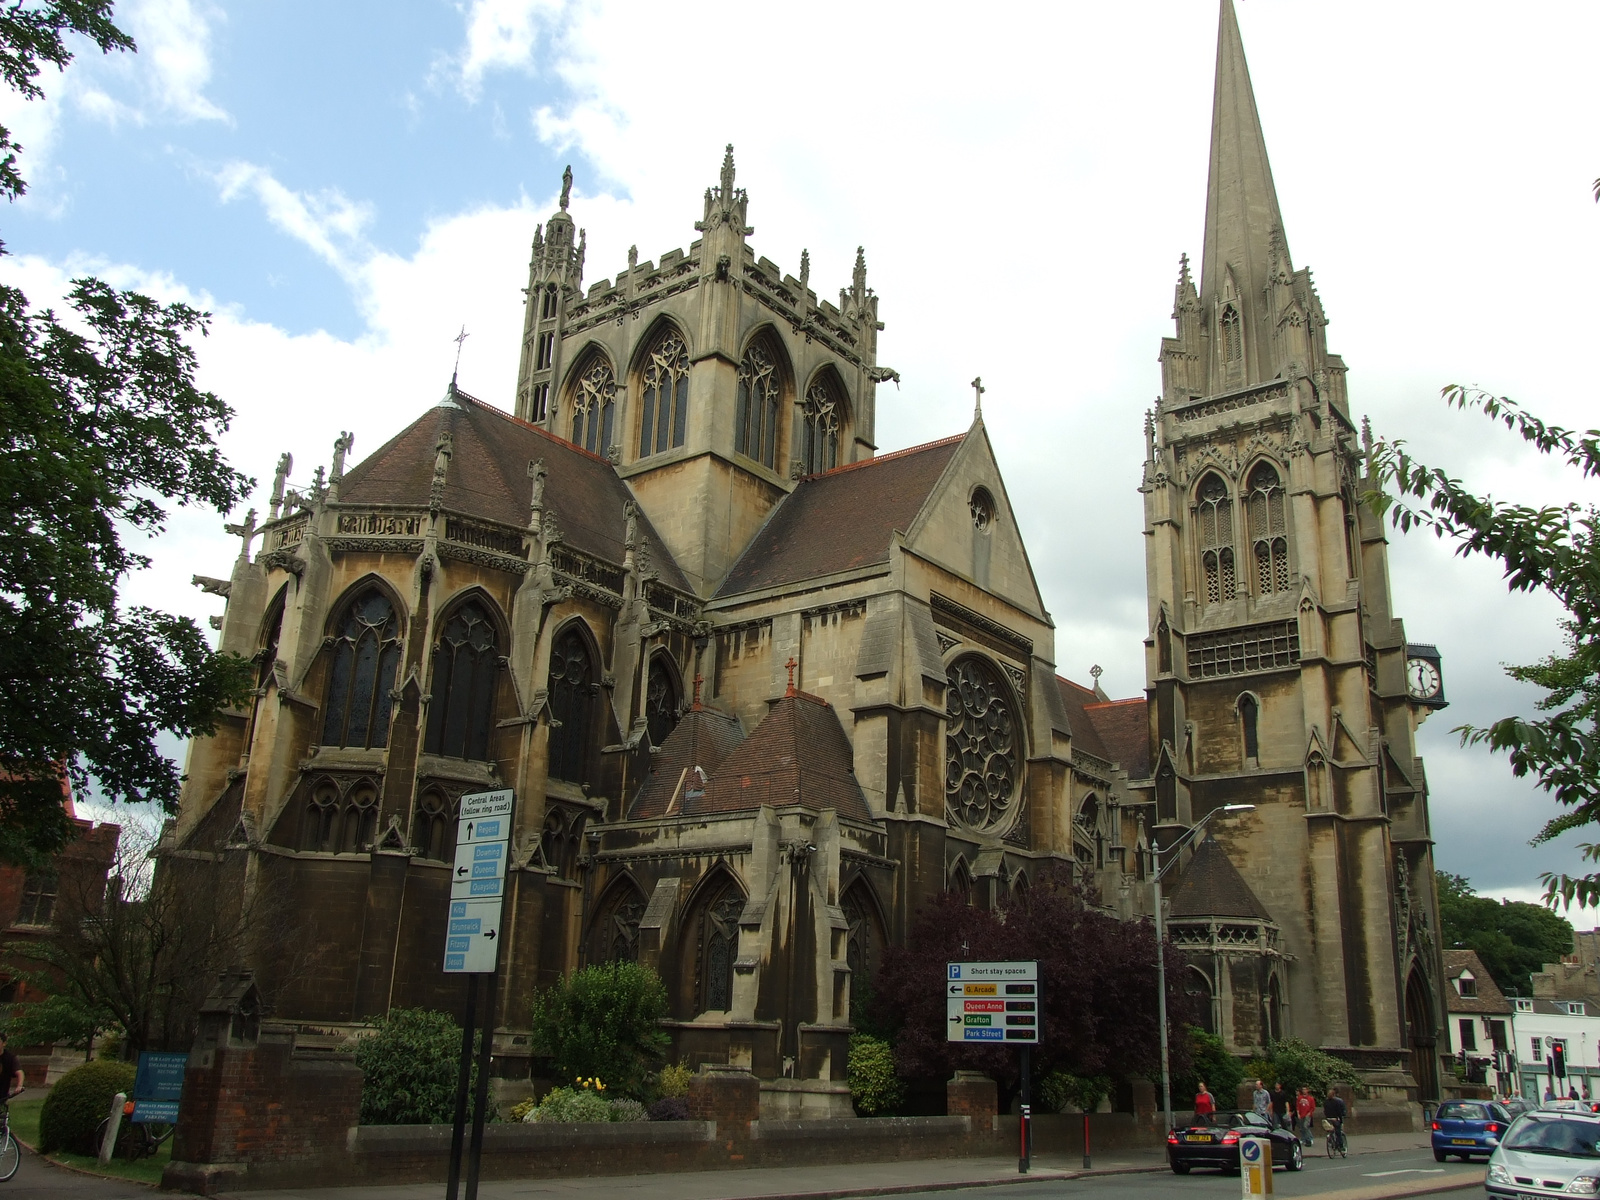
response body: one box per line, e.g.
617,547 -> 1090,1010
1152,802 -> 1256,1135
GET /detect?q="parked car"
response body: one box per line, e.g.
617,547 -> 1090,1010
1166,1110 -> 1305,1175
1486,1109 -> 1600,1199
1431,1099 -> 1512,1162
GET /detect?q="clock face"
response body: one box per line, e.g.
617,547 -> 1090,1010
1406,658 -> 1442,701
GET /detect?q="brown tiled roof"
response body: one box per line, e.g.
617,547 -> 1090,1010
691,692 -> 875,822
1055,677 -> 1111,760
1168,836 -> 1274,922
628,706 -> 746,820
1083,698 -> 1151,780
338,387 -> 690,591
714,434 -> 965,598
1442,949 -> 1514,1015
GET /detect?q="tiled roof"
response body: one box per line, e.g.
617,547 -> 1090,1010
1167,836 -> 1275,922
628,705 -> 746,820
693,692 -> 874,822
1442,949 -> 1513,1015
714,434 -> 965,598
337,387 -> 690,591
1055,677 -> 1111,760
1084,698 -> 1152,780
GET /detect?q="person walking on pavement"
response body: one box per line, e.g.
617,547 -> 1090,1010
1271,1082 -> 1292,1131
1252,1079 -> 1272,1121
1194,1082 -> 1215,1119
1295,1086 -> 1316,1145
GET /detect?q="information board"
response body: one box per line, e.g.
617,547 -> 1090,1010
947,961 -> 1040,1043
130,1050 -> 188,1124
444,790 -> 513,973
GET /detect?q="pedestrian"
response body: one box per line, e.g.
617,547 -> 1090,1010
1271,1081 -> 1291,1131
1571,1085 -> 1580,1101
1296,1085 -> 1316,1145
1252,1079 -> 1271,1121
1546,1084 -> 1556,1102
0,1031 -> 21,1101
1194,1081 -> 1215,1120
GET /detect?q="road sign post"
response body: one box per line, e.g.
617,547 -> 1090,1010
1240,1134 -> 1273,1197
947,962 -> 1039,1174
444,789 -> 513,1200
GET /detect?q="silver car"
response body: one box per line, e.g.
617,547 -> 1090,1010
1486,1110 -> 1600,1198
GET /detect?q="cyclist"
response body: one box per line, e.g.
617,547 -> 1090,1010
1323,1090 -> 1348,1153
0,1032 -> 20,1102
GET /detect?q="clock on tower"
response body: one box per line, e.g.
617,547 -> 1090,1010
1404,642 -> 1447,708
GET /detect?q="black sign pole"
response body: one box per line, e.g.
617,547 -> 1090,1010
463,965 -> 498,1200
447,973 -> 478,1200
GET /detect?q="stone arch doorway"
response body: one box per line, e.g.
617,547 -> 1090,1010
1406,965 -> 1440,1102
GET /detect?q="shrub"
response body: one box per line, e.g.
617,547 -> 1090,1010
847,1033 -> 904,1116
508,1098 -> 537,1123
354,1007 -> 489,1125
532,1086 -> 613,1123
1175,1026 -> 1244,1109
529,962 -> 670,1100
648,1097 -> 690,1121
609,1098 -> 648,1122
1267,1038 -> 1360,1098
39,1058 -> 136,1155
658,1061 -> 692,1099
1038,1071 -> 1113,1114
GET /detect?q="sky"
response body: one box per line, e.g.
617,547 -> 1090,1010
6,0 -> 1599,909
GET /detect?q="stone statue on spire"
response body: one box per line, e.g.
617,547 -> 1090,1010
269,452 -> 293,520
559,165 -> 573,211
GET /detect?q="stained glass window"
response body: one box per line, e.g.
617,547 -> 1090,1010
424,600 -> 500,761
571,357 -> 616,456
321,590 -> 402,749
944,656 -> 1019,834
735,341 -> 781,469
801,379 -> 841,474
547,626 -> 594,784
700,889 -> 745,1012
638,330 -> 690,458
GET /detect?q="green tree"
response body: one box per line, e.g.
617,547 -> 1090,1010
0,3 -> 254,863
354,1007 -> 489,1126
1435,869 -> 1573,995
1367,386 -> 1600,908
528,962 -> 671,1100
1174,1026 -> 1244,1110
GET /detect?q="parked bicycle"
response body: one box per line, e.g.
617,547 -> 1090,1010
95,1100 -> 174,1163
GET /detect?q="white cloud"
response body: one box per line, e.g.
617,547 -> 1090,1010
214,162 -> 375,279
445,0 -> 564,101
123,0 -> 229,123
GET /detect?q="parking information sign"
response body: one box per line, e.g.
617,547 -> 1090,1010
444,789 -> 514,973
947,961 -> 1039,1043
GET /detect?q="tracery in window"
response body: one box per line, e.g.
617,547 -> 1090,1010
1240,693 -> 1260,761
540,285 -> 558,320
410,789 -> 453,861
645,656 -> 680,748
638,329 -> 690,458
735,340 -> 781,469
15,870 -> 57,926
570,356 -> 616,456
695,881 -> 745,1013
944,656 -> 1019,834
594,880 -> 646,963
541,805 -> 584,879
1195,473 -> 1235,606
424,600 -> 500,761
801,378 -> 841,474
341,783 -> 378,853
301,779 -> 341,852
841,883 -> 880,1019
547,626 -> 594,784
970,487 -> 995,533
321,589 -> 402,749
1247,462 -> 1290,595
1221,303 -> 1242,363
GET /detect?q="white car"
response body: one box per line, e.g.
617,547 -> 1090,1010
1486,1109 -> 1600,1198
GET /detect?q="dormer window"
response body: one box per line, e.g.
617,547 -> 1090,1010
1516,998 -> 1533,1013
1455,972 -> 1477,998
1570,1002 -> 1586,1016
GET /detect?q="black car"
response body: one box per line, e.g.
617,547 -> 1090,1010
1167,1110 -> 1306,1175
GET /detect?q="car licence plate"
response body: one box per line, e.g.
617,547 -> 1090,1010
1449,1138 -> 1474,1144
1185,1134 -> 1214,1143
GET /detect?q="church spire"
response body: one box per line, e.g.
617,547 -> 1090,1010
1199,0 -> 1287,381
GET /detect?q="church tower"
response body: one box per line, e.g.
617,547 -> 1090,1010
1142,0 -> 1447,1093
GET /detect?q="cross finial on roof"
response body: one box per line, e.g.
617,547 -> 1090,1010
451,325 -> 469,384
559,165 -> 573,211
692,673 -> 704,712
971,376 -> 985,420
784,657 -> 798,697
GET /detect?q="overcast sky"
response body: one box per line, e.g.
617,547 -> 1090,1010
7,0 -> 1597,909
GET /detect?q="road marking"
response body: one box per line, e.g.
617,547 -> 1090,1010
1362,1168 -> 1447,1177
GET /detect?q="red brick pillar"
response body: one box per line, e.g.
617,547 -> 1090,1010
688,1064 -> 761,1159
947,1070 -> 997,1133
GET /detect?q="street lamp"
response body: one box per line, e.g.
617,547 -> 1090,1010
1152,803 -> 1256,1134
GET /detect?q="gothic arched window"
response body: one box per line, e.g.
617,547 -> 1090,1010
735,339 -> 781,469
410,789 -> 452,861
801,377 -> 842,474
638,329 -> 690,458
696,880 -> 745,1013
257,587 -> 286,690
1247,462 -> 1290,595
341,782 -> 378,853
945,656 -> 1019,834
1221,303 -> 1242,363
321,589 -> 402,749
645,656 -> 680,748
842,883 -> 880,1019
547,626 -> 594,784
570,356 -> 616,456
424,600 -> 500,761
1195,473 -> 1235,606
594,880 -> 646,963
302,779 -> 340,852
1240,693 -> 1260,761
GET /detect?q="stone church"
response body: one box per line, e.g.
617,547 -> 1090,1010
170,0 -> 1448,1109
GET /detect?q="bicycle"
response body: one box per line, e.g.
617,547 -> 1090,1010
1324,1117 -> 1348,1158
94,1101 -> 174,1163
0,1100 -> 20,1181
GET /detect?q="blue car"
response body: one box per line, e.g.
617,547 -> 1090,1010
1431,1099 -> 1512,1162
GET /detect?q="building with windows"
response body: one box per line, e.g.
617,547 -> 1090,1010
1510,995 -> 1600,1102
1440,950 -> 1513,1094
170,0 -> 1448,1107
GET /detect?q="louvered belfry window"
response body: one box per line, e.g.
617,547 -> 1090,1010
1248,463 -> 1290,595
1196,473 -> 1235,606
322,591 -> 402,749
638,329 -> 690,457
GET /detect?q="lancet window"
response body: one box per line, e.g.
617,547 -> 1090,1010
841,884 -> 879,1019
645,656 -> 680,748
424,600 -> 500,761
300,778 -> 378,853
944,656 -> 1019,835
321,589 -> 402,749
594,881 -> 646,963
638,329 -> 690,457
1195,473 -> 1235,606
410,789 -> 453,861
735,340 -> 781,469
1240,693 -> 1260,761
695,880 -> 745,1013
1247,463 -> 1290,595
546,626 -> 594,784
1221,304 -> 1242,363
570,356 -> 616,456
800,378 -> 841,474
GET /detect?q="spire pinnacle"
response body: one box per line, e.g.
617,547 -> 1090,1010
559,165 -> 573,211
720,144 -> 735,196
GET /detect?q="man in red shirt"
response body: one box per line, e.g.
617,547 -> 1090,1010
1295,1086 -> 1316,1145
1194,1081 -> 1215,1119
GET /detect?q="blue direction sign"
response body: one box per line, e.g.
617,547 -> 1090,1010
444,789 -> 513,974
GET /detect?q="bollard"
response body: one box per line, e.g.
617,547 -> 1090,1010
98,1091 -> 127,1165
1082,1109 -> 1092,1169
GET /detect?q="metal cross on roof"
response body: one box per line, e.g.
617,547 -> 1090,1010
452,325 -> 470,379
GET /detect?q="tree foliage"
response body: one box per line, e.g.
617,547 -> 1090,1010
847,1033 -> 904,1116
528,961 -> 671,1100
868,881 -> 1191,1112
1174,1025 -> 1244,1109
1435,869 -> 1573,995
1367,388 -> 1600,908
353,1007 -> 489,1126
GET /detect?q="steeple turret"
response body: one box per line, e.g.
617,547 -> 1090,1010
515,165 -> 587,425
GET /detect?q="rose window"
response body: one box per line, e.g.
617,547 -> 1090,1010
944,656 -> 1018,833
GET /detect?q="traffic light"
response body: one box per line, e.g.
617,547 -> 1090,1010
1554,1042 -> 1567,1080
